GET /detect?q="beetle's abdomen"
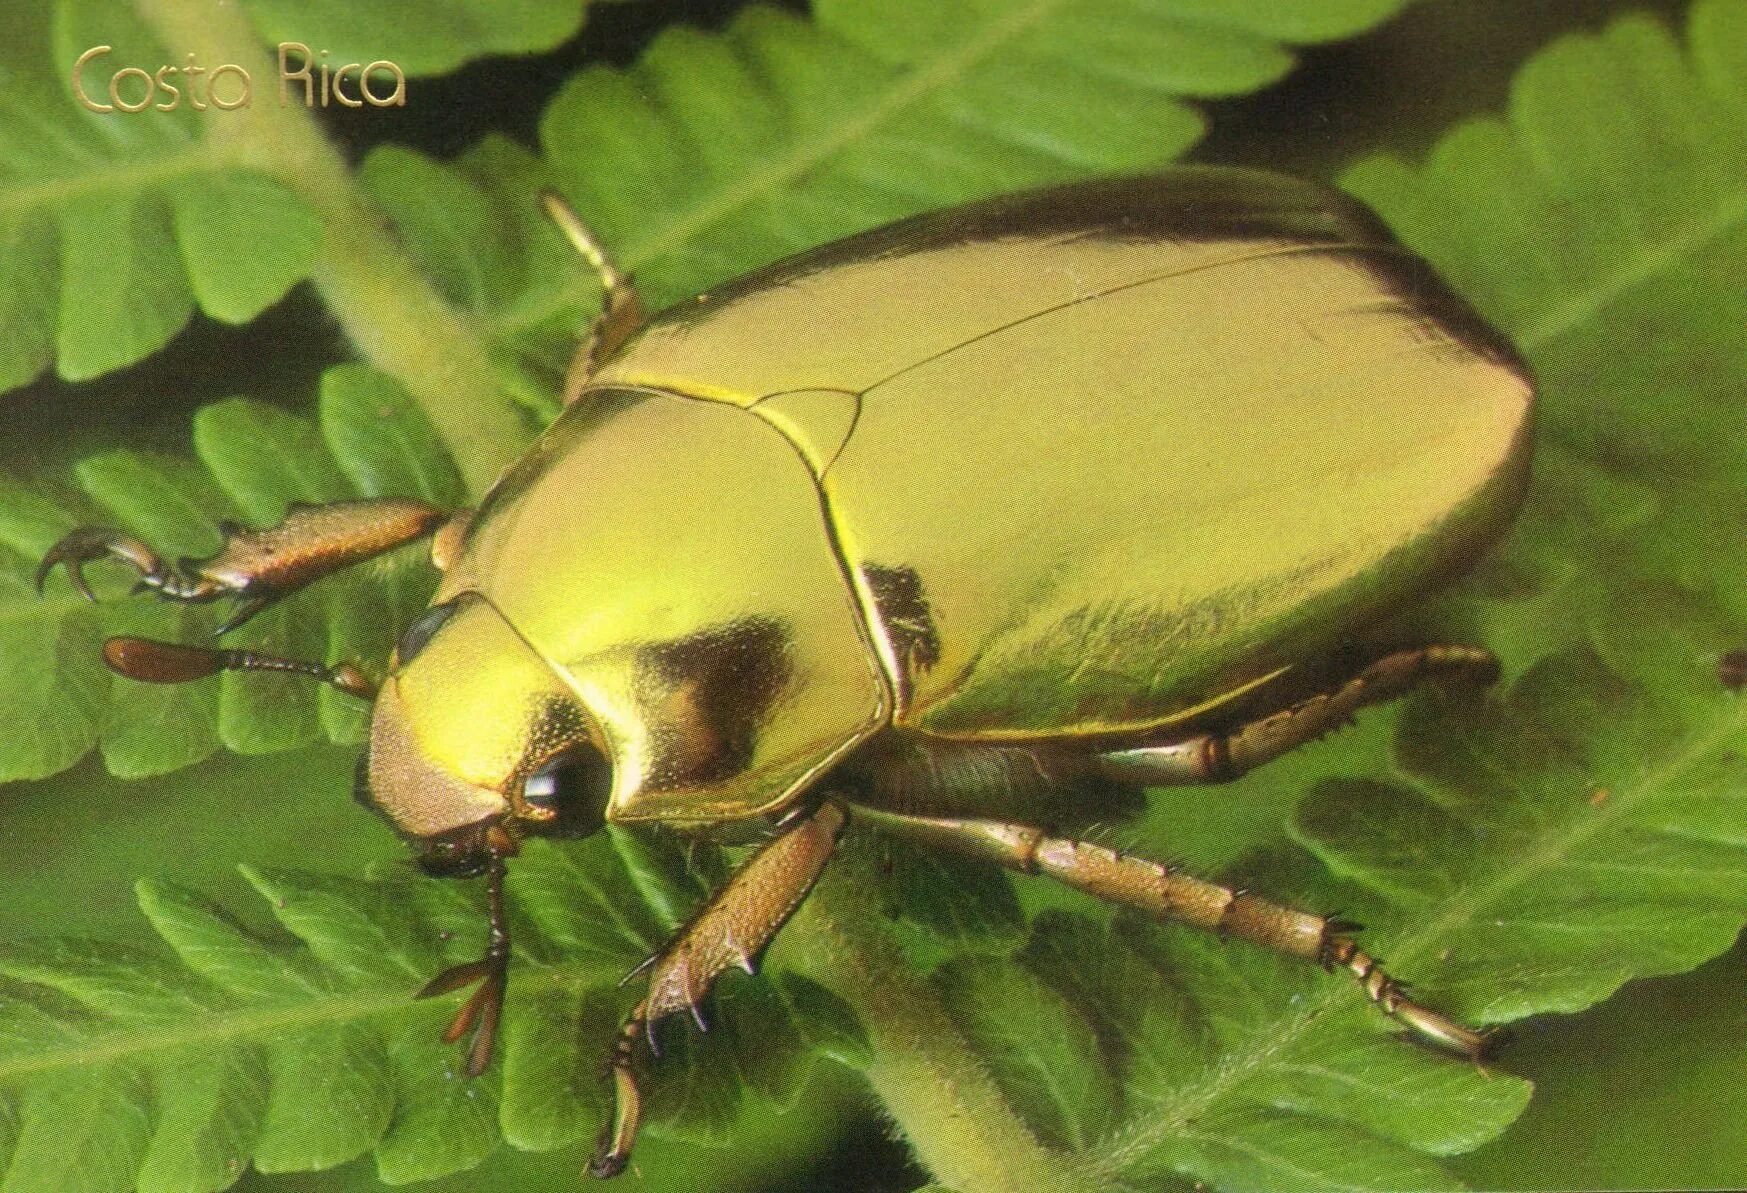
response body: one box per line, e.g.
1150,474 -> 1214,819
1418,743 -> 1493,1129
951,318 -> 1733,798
826,240 -> 1532,740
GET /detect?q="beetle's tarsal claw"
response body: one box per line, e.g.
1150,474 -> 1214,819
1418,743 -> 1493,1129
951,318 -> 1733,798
591,1012 -> 647,1180
36,527 -> 167,601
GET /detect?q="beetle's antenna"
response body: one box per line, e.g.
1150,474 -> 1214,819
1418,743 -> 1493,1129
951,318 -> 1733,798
102,636 -> 375,699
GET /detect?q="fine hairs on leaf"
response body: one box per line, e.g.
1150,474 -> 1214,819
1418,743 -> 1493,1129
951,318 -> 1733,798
0,1 -> 1745,1192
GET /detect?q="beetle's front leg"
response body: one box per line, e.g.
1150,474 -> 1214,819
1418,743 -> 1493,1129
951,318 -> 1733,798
1096,645 -> 1499,786
37,498 -> 449,633
591,800 -> 847,1179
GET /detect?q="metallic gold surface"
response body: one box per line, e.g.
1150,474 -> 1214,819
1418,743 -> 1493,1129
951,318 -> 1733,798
368,594 -> 581,838
832,239 -> 1531,737
403,169 -> 1531,829
591,170 -> 1397,405
442,390 -> 888,824
587,169 -> 1533,741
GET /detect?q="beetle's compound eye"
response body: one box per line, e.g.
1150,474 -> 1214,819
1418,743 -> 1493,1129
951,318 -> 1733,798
521,744 -> 611,838
395,599 -> 460,667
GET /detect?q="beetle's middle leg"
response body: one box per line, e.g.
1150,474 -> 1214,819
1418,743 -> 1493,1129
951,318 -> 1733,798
591,799 -> 848,1179
1096,645 -> 1499,786
858,805 -> 1490,1057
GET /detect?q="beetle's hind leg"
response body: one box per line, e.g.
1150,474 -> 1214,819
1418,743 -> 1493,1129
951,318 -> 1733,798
37,497 -> 450,634
1096,645 -> 1499,786
591,801 -> 847,1179
858,807 -> 1491,1057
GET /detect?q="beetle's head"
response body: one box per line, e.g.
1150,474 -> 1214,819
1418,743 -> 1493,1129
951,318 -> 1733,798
358,592 -> 612,875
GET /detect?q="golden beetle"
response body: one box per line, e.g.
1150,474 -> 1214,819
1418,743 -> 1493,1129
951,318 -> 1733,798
40,168 -> 1533,1178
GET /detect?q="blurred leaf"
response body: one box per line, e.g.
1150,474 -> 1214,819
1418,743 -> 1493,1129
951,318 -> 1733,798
238,0 -> 591,78
1452,935 -> 1747,1190
0,3 -> 322,390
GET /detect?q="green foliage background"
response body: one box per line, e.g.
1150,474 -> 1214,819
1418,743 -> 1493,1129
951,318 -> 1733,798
1,0 -> 1744,1190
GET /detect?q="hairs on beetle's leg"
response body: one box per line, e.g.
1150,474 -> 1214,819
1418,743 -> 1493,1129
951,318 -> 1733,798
857,807 -> 1493,1058
590,800 -> 848,1179
36,498 -> 450,634
539,191 -> 648,406
1096,645 -> 1499,786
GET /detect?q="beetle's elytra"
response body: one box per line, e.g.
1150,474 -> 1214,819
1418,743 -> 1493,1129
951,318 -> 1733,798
40,167 -> 1533,1178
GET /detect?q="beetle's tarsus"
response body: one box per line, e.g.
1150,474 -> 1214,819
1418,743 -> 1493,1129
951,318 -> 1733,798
1321,929 -> 1490,1058
36,527 -> 179,603
591,802 -> 847,1176
1095,645 -> 1502,788
37,500 -> 449,633
860,805 -> 1498,1068
591,1030 -> 644,1180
